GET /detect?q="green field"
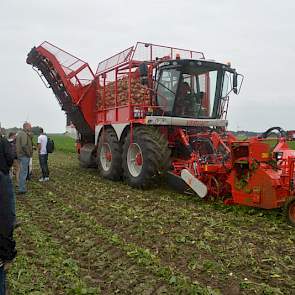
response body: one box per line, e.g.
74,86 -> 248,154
32,134 -> 76,153
48,134 -> 77,154
8,135 -> 295,294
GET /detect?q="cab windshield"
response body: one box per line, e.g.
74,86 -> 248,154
156,63 -> 230,119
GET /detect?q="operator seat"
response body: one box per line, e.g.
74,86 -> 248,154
174,82 -> 194,117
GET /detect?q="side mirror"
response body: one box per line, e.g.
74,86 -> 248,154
139,63 -> 148,85
233,72 -> 238,94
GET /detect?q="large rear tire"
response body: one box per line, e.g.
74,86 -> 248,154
122,126 -> 170,189
97,129 -> 122,180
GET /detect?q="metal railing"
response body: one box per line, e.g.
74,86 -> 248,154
95,42 -> 205,75
40,41 -> 94,86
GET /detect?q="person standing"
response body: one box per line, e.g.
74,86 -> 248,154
37,128 -> 49,181
0,135 -> 15,225
16,122 -> 33,194
0,135 -> 17,294
0,134 -> 16,224
8,132 -> 20,187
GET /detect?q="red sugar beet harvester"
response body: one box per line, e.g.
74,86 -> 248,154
27,42 -> 295,226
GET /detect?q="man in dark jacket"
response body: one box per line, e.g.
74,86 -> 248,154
0,135 -> 17,294
0,135 -> 13,176
16,122 -> 33,194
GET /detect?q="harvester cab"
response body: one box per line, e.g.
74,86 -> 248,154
146,57 -> 242,197
143,58 -> 241,120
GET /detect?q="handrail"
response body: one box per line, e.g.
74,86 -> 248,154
95,42 -> 205,75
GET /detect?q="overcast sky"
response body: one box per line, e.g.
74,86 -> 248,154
0,0 -> 294,133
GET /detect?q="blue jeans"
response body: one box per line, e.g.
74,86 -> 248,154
0,265 -> 6,295
19,156 -> 30,193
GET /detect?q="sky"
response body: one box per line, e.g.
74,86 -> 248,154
0,0 -> 294,133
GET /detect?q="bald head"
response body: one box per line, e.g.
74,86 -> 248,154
23,122 -> 32,132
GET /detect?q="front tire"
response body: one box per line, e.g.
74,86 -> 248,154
122,126 -> 170,189
97,129 -> 122,180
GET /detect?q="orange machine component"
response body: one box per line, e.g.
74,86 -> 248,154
227,137 -> 295,214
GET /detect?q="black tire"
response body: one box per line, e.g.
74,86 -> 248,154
122,126 -> 170,188
285,196 -> 295,226
97,129 -> 122,180
78,143 -> 97,168
79,157 -> 97,168
136,126 -> 171,171
79,155 -> 91,168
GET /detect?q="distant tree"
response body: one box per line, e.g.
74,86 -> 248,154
31,126 -> 42,136
7,127 -> 20,134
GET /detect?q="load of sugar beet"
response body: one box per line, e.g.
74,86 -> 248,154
97,76 -> 150,109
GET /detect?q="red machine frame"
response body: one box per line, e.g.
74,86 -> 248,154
94,42 -> 206,126
27,41 -> 295,226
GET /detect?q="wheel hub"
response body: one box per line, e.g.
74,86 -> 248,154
135,153 -> 143,166
127,143 -> 143,177
100,143 -> 112,171
106,151 -> 112,162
